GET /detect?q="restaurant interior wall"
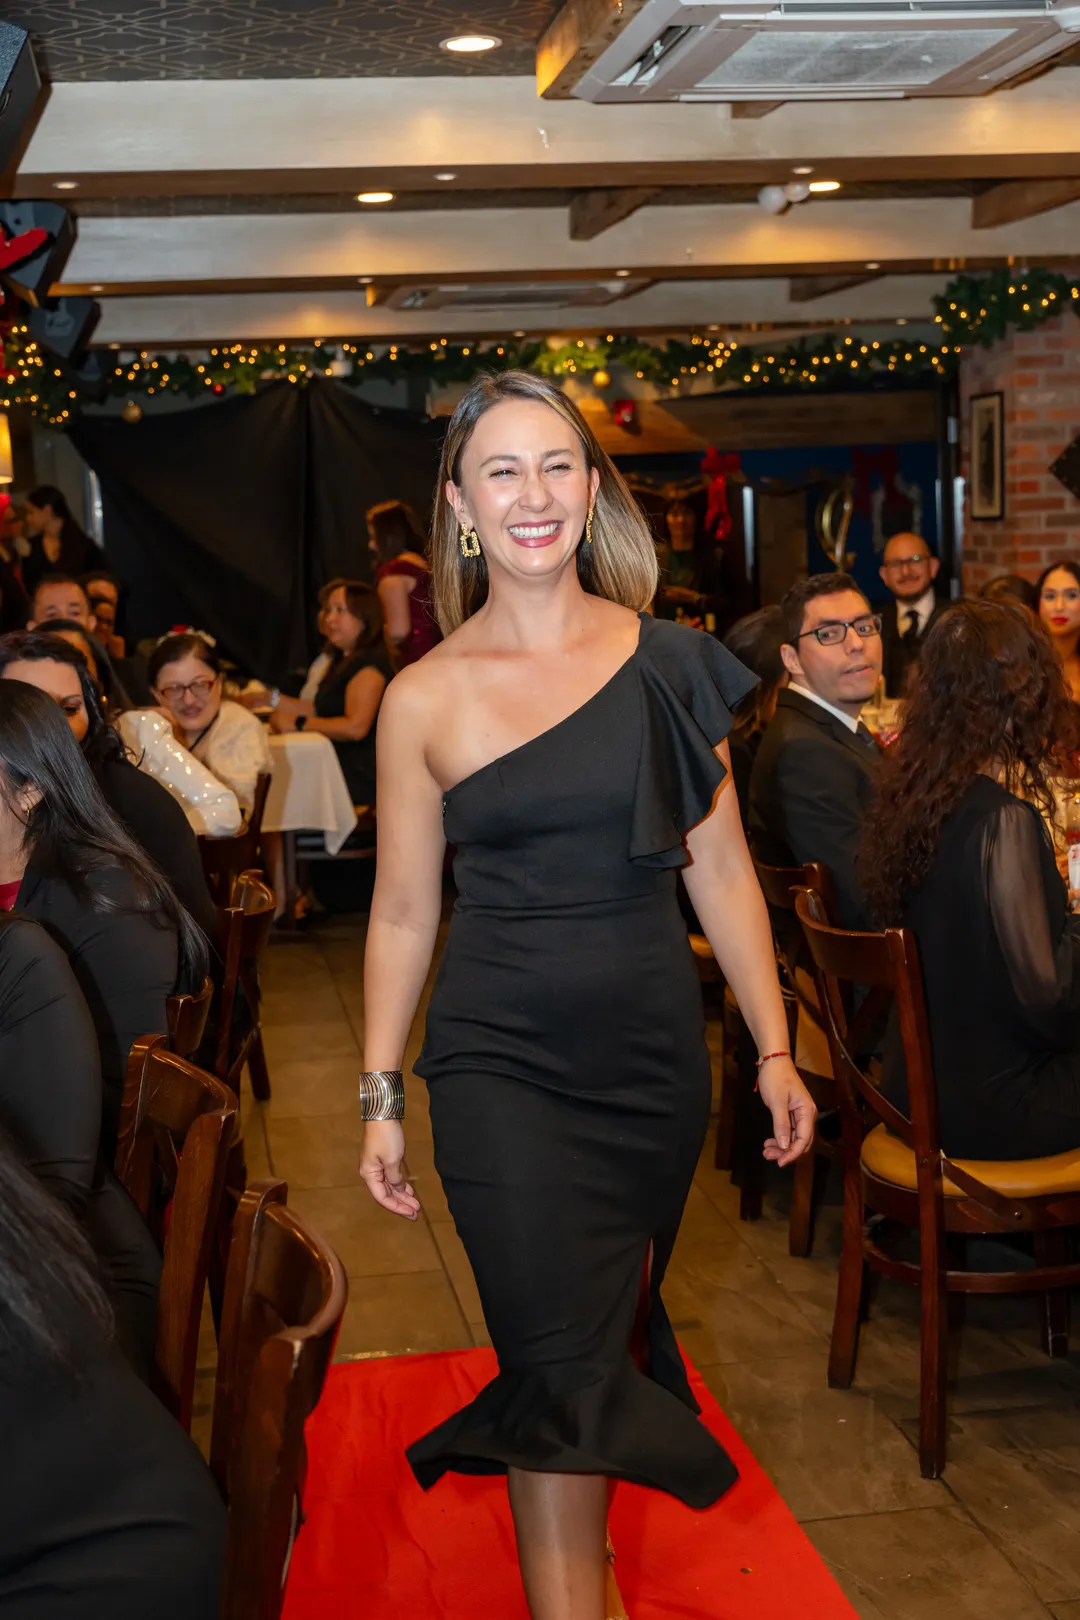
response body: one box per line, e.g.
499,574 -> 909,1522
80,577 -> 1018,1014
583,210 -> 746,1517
959,307 -> 1080,593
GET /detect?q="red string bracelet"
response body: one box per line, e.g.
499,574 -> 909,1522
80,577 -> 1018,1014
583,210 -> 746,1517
754,1050 -> 791,1092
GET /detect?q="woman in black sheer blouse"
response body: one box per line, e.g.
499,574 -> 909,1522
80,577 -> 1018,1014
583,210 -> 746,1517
860,599 -> 1080,1160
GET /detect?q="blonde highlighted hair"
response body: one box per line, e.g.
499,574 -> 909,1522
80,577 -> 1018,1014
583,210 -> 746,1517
430,371 -> 659,635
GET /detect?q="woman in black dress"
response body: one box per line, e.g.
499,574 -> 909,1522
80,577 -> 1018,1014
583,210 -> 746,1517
860,599 -> 1080,1159
270,579 -> 391,806
359,373 -> 815,1620
0,681 -> 206,1164
0,1127 -> 225,1617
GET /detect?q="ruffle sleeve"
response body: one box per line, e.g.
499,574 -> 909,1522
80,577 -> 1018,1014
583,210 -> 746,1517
630,618 -> 758,869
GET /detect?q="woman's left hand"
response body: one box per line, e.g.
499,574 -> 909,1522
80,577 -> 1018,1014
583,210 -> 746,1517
268,707 -> 295,733
756,1058 -> 817,1167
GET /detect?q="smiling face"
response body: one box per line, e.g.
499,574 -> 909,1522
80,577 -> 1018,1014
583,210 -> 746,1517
2,658 -> 89,743
152,650 -> 223,731
781,588 -> 882,715
30,580 -> 95,632
1039,566 -> 1080,642
449,398 -> 600,586
879,533 -> 939,606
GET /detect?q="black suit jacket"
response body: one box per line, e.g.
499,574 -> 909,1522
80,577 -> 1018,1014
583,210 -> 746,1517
747,687 -> 881,931
877,596 -> 949,699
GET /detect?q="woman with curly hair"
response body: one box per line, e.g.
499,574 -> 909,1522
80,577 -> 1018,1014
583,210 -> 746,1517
859,598 -> 1080,1160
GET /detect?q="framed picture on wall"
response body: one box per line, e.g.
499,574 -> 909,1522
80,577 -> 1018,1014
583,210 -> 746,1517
970,391 -> 1004,521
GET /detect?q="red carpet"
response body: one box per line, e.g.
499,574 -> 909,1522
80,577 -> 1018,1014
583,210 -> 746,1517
282,1348 -> 858,1620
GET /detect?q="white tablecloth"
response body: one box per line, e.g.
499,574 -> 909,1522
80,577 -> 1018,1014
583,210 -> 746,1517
263,732 -> 357,855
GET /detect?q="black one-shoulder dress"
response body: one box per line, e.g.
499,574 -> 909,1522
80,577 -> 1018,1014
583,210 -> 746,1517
409,614 -> 756,1508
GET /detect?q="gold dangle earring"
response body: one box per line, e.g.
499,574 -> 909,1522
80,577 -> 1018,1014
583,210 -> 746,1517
585,505 -> 595,544
459,520 -> 481,559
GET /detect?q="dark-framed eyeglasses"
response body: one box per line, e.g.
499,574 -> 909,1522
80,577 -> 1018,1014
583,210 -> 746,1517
796,613 -> 882,648
881,553 -> 931,572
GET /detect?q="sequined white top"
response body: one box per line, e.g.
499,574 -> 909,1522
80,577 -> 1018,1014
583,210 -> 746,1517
118,709 -> 243,838
188,700 -> 274,815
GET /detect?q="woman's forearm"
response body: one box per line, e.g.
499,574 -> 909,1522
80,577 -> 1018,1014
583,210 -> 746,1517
307,713 -> 373,742
684,855 -> 790,1058
362,910 -> 440,1071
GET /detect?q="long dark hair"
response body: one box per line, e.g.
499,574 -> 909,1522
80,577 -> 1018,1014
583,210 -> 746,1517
0,1114 -> 112,1369
367,500 -> 425,564
860,601 -> 1072,923
724,606 -> 784,735
0,630 -> 126,773
27,486 -> 89,560
0,681 -> 207,978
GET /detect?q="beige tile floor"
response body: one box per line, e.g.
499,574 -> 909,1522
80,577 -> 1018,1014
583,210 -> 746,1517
202,914 -> 1080,1620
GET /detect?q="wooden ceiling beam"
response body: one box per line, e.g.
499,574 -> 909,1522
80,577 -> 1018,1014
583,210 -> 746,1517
731,103 -> 784,120
569,187 -> 659,241
536,0 -> 648,98
972,176 -> 1080,229
789,272 -> 881,303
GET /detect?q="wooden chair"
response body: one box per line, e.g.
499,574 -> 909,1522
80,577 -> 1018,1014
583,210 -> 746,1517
754,858 -> 838,1256
114,1034 -> 238,1429
795,887 -> 1080,1478
200,771 -> 272,906
211,1178 -> 347,1620
215,869 -> 276,1101
166,973 -> 213,1058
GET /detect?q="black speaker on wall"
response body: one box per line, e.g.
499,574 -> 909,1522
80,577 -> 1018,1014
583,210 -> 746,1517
27,296 -> 100,362
0,201 -> 76,305
0,24 -> 43,179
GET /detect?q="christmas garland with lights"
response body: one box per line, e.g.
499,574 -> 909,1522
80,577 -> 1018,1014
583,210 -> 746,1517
0,267 -> 1076,425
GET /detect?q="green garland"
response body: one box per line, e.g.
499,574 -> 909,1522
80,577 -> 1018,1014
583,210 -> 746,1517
2,266 -> 1077,425
932,267 -> 1080,346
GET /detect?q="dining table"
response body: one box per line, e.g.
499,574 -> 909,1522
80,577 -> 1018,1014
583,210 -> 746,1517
262,731 -> 358,923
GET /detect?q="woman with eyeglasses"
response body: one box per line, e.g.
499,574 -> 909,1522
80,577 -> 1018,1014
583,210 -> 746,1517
1037,559 -> 1080,706
0,631 -> 217,937
118,631 -> 269,837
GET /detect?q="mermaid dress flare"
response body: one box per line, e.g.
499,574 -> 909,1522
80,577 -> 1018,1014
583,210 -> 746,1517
409,614 -> 756,1509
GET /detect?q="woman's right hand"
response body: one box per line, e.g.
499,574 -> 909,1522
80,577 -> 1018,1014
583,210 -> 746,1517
359,1120 -> 421,1220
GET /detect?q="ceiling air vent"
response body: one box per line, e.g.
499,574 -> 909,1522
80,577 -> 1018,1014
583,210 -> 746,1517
572,0 -> 1080,101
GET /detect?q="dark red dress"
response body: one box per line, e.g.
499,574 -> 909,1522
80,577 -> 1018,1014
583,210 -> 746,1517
375,557 -> 441,666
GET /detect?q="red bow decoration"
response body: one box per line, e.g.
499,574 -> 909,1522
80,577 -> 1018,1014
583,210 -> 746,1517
0,226 -> 48,276
612,398 -> 636,428
701,448 -> 741,541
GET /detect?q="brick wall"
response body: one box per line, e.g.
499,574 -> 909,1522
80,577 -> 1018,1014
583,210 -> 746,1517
959,306 -> 1080,595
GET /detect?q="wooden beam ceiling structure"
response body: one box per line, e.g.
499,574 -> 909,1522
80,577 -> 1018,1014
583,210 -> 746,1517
972,176 -> 1080,229
569,188 -> 660,241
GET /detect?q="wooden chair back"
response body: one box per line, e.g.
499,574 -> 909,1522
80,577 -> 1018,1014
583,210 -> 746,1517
794,887 -> 935,1162
200,771 -> 272,905
166,974 -> 213,1058
754,858 -> 836,1035
212,1179 -> 347,1620
215,870 -> 276,1089
114,1034 -> 238,1428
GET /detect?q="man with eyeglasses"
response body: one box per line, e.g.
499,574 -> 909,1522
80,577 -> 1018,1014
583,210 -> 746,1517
748,572 -> 883,932
876,532 -> 947,698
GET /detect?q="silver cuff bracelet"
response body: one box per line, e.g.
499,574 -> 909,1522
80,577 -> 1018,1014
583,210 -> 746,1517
359,1070 -> 405,1122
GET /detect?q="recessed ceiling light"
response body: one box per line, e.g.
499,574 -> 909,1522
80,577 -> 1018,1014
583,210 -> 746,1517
614,269 -> 632,278
808,179 -> 841,193
792,165 -> 814,176
434,172 -> 457,182
358,276 -> 373,284
896,317 -> 909,325
53,179 -> 78,190
865,262 -> 880,270
513,330 -> 525,338
356,191 -> 394,204
441,33 -> 500,52
89,284 -> 104,292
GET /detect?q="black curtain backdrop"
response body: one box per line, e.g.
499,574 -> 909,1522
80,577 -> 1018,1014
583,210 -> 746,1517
71,379 -> 443,680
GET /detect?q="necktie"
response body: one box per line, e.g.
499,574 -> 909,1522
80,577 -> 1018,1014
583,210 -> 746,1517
856,721 -> 879,752
901,609 -> 920,648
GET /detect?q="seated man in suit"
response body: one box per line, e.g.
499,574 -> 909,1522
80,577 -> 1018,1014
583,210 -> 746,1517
748,571 -> 883,931
876,533 -> 948,697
